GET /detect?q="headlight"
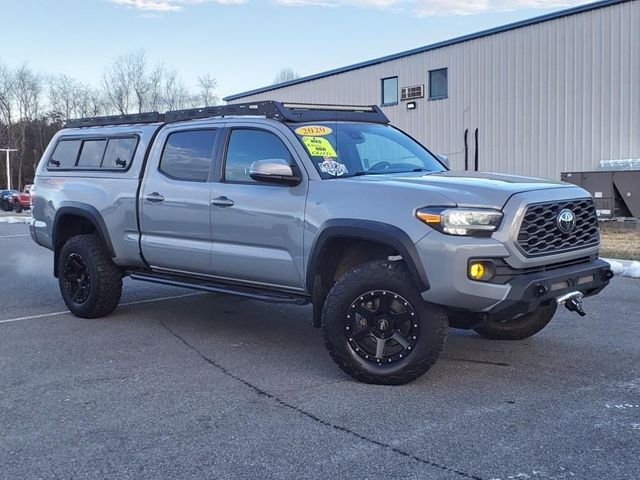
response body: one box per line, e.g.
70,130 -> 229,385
416,207 -> 503,236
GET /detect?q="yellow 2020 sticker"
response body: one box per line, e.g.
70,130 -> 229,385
295,125 -> 333,136
302,136 -> 337,157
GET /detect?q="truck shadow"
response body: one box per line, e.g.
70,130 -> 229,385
113,291 -> 615,391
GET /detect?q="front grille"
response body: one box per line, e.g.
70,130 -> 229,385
517,198 -> 599,256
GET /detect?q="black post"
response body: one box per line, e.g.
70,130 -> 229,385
474,128 -> 479,171
464,129 -> 469,171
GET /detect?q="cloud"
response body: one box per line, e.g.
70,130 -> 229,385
273,0 -> 591,16
110,0 -> 246,12
110,0 -> 591,15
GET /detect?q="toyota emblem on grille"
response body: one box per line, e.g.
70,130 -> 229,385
557,209 -> 577,234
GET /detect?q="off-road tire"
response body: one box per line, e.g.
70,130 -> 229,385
322,260 -> 448,385
14,203 -> 22,213
58,234 -> 122,318
474,304 -> 557,340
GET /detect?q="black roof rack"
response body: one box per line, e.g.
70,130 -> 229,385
64,101 -> 389,129
65,112 -> 165,128
165,101 -> 389,124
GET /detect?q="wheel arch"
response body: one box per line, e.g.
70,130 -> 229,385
306,220 -> 430,327
307,220 -> 429,293
52,203 -> 115,277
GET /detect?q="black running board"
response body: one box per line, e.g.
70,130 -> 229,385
128,272 -> 310,305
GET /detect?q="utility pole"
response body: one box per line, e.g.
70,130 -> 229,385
1,148 -> 18,190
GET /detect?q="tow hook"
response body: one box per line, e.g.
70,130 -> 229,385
556,291 -> 586,317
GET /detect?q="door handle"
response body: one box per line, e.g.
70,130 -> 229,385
145,192 -> 165,203
211,196 -> 234,207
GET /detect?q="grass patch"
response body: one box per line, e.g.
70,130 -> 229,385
599,229 -> 640,261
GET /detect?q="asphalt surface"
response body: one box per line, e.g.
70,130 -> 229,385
1,221 -> 639,480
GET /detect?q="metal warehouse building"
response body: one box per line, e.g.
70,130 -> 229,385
225,0 -> 639,181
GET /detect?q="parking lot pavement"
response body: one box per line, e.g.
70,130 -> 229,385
1,222 -> 638,480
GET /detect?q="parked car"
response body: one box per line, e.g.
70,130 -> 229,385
8,185 -> 33,213
0,189 -> 18,211
29,102 -> 612,385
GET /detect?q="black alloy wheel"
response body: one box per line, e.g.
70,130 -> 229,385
63,253 -> 92,304
346,290 -> 419,365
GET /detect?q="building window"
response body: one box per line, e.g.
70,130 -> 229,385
381,77 -> 398,106
429,68 -> 448,100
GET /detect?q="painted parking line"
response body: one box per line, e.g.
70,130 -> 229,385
0,234 -> 31,239
0,291 -> 205,325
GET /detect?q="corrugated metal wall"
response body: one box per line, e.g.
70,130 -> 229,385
230,1 -> 640,181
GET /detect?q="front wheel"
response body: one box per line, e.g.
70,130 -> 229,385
474,304 -> 557,340
58,234 -> 122,318
14,203 -> 22,213
322,260 -> 448,385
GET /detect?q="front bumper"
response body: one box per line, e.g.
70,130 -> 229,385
486,258 -> 612,320
415,232 -> 612,315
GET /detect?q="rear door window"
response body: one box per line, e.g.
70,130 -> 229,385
159,130 -> 217,182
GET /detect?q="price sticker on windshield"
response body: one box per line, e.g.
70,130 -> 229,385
302,136 -> 337,157
295,125 -> 333,136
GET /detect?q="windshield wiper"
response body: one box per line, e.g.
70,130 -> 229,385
352,167 -> 427,176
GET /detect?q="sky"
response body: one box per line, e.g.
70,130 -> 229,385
0,0 -> 593,100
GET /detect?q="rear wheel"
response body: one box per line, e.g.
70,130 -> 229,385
474,304 -> 557,340
14,203 -> 22,213
322,260 -> 448,385
58,234 -> 122,318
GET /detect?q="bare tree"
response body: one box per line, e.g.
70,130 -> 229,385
127,50 -> 149,113
273,67 -> 300,85
0,61 -> 15,187
48,74 -> 80,119
75,85 -> 105,118
198,73 -> 219,107
147,64 -> 165,112
103,53 -> 133,114
162,69 -> 194,111
0,61 -> 15,133
12,64 -> 43,189
102,51 -> 217,113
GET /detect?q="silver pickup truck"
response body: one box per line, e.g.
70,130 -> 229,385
30,101 -> 612,385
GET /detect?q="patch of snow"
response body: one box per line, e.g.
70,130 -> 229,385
0,216 -> 31,224
603,258 -> 640,279
625,262 -> 640,279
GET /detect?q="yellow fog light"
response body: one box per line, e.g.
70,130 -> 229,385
468,261 -> 494,282
469,262 -> 485,279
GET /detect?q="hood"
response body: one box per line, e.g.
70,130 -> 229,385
343,171 -> 572,209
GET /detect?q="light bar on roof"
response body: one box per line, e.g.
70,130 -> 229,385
282,103 -> 376,112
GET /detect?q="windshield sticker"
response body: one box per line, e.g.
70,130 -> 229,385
295,125 -> 333,136
319,157 -> 348,177
302,136 -> 337,158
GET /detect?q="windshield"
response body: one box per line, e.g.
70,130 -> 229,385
290,122 -> 446,179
